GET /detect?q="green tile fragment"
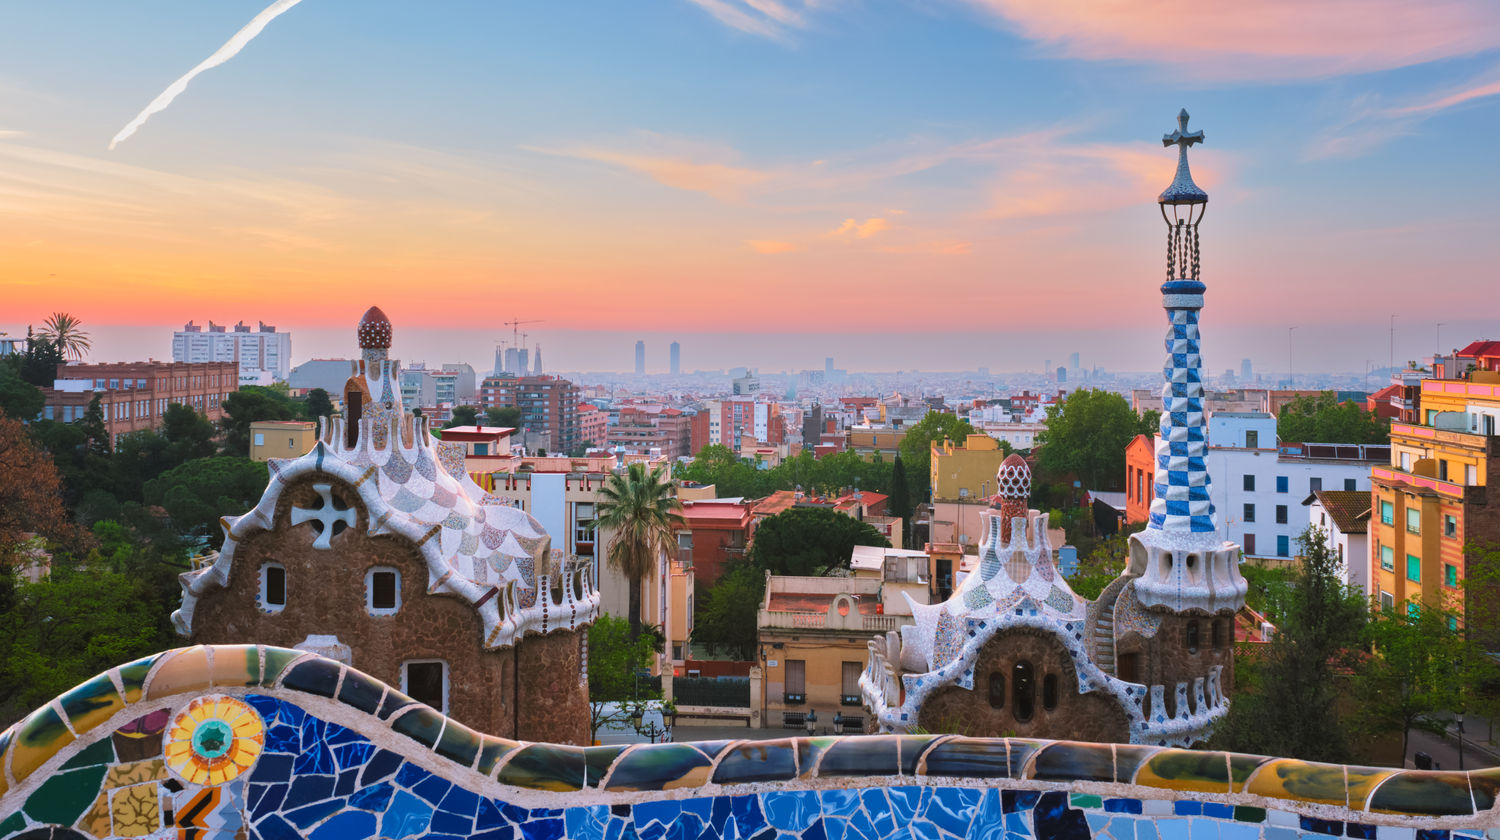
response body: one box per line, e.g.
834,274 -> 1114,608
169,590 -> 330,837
1233,806 -> 1266,823
260,647 -> 303,686
1070,793 -> 1104,809
59,737 -> 115,770
0,813 -> 25,838
23,764 -> 108,825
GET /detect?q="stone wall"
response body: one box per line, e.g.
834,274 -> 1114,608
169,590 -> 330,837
188,475 -> 518,737
2,645 -> 1496,840
917,628 -> 1131,743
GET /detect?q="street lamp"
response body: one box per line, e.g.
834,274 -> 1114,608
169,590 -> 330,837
804,708 -> 817,737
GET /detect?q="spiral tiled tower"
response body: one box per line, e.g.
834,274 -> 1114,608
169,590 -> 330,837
1129,110 -> 1246,615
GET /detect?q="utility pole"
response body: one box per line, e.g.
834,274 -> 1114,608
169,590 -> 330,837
1288,326 -> 1297,389
1389,314 -> 1398,372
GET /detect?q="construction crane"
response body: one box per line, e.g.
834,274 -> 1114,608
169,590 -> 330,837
499,318 -> 544,350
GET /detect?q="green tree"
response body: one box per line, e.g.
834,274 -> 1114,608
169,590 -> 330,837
694,563 -> 765,660
304,388 -> 334,421
1277,392 -> 1388,445
220,386 -> 297,455
1067,531 -> 1135,600
80,394 -> 112,457
1351,602 -> 1473,764
19,331 -> 62,387
596,463 -> 683,638
889,452 -> 912,540
587,614 -> 661,742
896,411 -> 978,503
36,312 -> 91,361
1034,389 -> 1149,492
1209,527 -> 1367,761
485,406 -> 521,427
445,405 -> 479,428
0,356 -> 43,421
142,457 -> 270,546
748,506 -> 889,577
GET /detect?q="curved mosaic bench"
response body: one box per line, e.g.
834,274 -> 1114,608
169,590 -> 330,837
2,646 -> 1496,840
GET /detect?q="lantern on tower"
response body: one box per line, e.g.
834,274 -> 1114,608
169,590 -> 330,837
1159,109 -> 1206,286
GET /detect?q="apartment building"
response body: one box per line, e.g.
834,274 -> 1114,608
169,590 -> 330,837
172,320 -> 291,380
41,360 -> 238,445
1370,373 -> 1500,622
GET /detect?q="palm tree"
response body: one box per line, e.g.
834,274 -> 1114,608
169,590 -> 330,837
595,462 -> 683,639
37,312 -> 91,361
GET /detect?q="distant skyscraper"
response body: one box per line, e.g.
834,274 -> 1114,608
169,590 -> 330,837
1068,352 -> 1080,370
1241,358 -> 1252,380
1056,367 -> 1067,383
1044,359 -> 1051,375
635,340 -> 646,375
503,346 -> 521,375
532,345 -> 543,375
173,320 -> 291,380
516,347 -> 529,377
670,341 -> 680,376
825,357 -> 834,376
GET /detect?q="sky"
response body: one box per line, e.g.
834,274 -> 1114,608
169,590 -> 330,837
2,1 -> 1499,374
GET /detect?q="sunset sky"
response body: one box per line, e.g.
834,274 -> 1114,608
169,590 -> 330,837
2,1 -> 1499,373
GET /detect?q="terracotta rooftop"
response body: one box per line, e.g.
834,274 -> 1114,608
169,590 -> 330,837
1307,489 -> 1371,535
1457,340 -> 1500,358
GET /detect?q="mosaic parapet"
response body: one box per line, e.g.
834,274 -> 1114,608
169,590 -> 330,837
2,646 -> 1498,840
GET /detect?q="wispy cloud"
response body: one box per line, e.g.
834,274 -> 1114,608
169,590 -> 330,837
110,0 -> 306,149
682,0 -> 818,40
1308,69 -> 1500,158
829,217 -> 889,238
524,139 -> 771,200
960,0 -> 1500,80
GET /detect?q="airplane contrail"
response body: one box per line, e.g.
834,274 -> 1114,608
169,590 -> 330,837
109,0 -> 306,150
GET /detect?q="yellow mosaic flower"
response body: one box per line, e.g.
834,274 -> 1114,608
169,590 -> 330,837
163,696 -> 264,786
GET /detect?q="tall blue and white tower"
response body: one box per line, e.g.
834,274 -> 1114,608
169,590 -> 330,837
1128,110 -> 1247,615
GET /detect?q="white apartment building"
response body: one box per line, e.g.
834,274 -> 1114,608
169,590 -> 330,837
1205,412 -> 1387,560
1304,490 -> 1371,592
172,320 -> 291,380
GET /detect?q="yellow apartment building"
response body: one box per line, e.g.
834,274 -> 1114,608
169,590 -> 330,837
847,425 -> 906,461
248,420 -> 318,462
930,434 -> 1011,502
1369,373 -> 1500,623
757,551 -> 932,733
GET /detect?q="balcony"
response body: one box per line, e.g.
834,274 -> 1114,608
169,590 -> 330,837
758,609 -> 906,633
783,693 -> 806,705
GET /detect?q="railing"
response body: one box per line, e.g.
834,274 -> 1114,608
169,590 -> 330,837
759,610 -> 905,632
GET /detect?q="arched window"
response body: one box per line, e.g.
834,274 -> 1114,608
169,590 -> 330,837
987,672 -> 1005,709
1012,661 -> 1035,722
365,567 -> 401,616
1186,621 -> 1200,654
1042,673 -> 1058,710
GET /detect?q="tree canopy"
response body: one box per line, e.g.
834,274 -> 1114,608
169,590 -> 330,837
1209,527 -> 1367,761
693,562 -> 764,661
446,405 -> 479,428
587,614 -> 661,740
219,386 -> 299,455
747,506 -> 889,577
142,457 -> 270,547
1034,389 -> 1151,492
304,388 -> 334,420
1278,392 -> 1388,445
485,406 -> 522,428
676,446 -> 892,499
36,312 -> 91,361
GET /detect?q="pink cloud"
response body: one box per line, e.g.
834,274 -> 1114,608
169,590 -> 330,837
963,0 -> 1500,78
828,216 -> 890,238
524,143 -> 770,200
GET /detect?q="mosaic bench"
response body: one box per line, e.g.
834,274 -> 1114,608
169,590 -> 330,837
2,645 -> 1496,840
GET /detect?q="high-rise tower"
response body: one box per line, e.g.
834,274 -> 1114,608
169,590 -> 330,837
634,340 -> 646,375
669,341 -> 680,376
1129,110 -> 1246,615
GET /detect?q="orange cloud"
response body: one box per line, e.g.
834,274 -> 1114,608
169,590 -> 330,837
828,217 -> 890,238
525,143 -> 770,201
963,0 -> 1500,78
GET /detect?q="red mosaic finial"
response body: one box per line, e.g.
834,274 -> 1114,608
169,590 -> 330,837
357,306 -> 392,349
996,453 -> 1030,543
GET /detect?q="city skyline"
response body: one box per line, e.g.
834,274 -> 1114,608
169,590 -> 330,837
4,3 -> 1500,366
